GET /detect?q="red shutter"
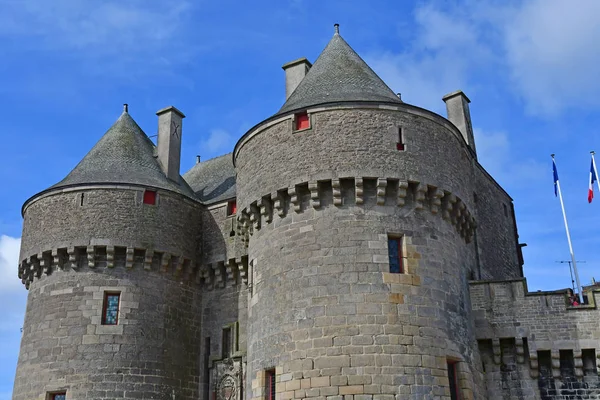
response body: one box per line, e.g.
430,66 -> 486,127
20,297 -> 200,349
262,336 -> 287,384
295,113 -> 310,130
143,190 -> 157,205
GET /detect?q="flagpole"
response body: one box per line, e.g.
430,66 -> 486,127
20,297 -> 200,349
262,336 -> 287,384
552,154 -> 584,304
592,151 -> 600,194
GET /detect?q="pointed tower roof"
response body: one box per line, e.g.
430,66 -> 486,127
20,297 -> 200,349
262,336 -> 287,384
277,25 -> 402,115
48,108 -> 195,198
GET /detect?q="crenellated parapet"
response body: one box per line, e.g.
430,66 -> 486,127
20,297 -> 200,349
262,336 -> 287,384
236,176 -> 476,244
18,244 -> 249,290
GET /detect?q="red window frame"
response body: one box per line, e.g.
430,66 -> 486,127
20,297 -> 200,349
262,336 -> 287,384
227,200 -> 237,216
265,369 -> 276,400
447,361 -> 460,400
143,190 -> 157,205
388,236 -> 404,274
295,112 -> 310,131
101,292 -> 120,325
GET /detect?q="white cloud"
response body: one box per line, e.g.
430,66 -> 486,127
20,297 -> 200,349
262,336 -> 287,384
0,235 -> 22,292
368,0 -> 600,117
200,129 -> 237,158
504,0 -> 600,115
0,0 -> 192,72
366,3 -> 494,112
474,128 -> 545,188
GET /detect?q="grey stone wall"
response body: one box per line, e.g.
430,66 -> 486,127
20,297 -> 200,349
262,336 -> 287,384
12,266 -> 201,400
20,188 -> 202,263
200,284 -> 249,400
235,106 -> 492,400
14,187 -> 203,399
235,105 -> 475,213
473,168 -> 521,280
471,279 -> 600,399
201,203 -> 247,266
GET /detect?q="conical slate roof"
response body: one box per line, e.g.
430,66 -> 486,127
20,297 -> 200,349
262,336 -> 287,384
277,28 -> 402,115
49,110 -> 195,198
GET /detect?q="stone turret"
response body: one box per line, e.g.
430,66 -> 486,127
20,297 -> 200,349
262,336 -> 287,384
233,25 -> 492,400
13,107 -> 203,400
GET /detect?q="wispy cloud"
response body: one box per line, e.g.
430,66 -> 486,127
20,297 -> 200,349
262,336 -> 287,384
366,2 -> 495,113
504,0 -> 600,116
0,235 -> 21,292
0,0 -> 195,77
199,129 -> 237,159
475,128 -> 545,188
367,0 -> 600,117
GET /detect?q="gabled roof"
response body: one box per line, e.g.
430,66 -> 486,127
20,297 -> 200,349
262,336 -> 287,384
183,154 -> 236,204
48,110 -> 195,198
277,28 -> 402,115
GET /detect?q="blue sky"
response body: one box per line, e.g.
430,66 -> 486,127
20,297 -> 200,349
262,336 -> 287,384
0,0 -> 599,396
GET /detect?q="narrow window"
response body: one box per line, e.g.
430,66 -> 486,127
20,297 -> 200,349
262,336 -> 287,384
503,203 -> 508,217
582,349 -> 597,376
49,392 -> 66,400
101,292 -> 120,325
560,349 -> 575,377
203,338 -> 211,400
143,190 -> 157,205
227,200 -> 237,216
294,112 -> 310,131
388,235 -> 403,273
222,327 -> 231,357
447,361 -> 459,400
396,127 -> 405,151
265,369 -> 276,400
538,350 -> 552,377
80,193 -> 85,206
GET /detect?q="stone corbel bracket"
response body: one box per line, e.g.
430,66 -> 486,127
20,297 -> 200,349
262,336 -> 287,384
237,176 -> 476,244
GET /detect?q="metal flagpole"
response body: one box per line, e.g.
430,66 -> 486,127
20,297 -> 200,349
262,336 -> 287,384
552,154 -> 584,304
591,151 -> 600,193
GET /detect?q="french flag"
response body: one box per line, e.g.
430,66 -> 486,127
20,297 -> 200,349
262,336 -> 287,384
589,158 -> 597,203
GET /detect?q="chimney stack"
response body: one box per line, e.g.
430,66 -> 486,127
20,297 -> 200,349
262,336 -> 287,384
282,58 -> 312,100
442,90 -> 477,158
156,106 -> 185,181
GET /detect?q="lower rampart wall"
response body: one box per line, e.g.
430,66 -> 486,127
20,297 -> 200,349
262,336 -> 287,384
470,279 -> 600,399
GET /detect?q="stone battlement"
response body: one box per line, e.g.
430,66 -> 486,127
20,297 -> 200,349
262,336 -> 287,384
237,176 -> 476,244
18,244 -> 248,290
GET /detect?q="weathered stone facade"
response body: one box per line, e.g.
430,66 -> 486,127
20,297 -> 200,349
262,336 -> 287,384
12,26 -> 600,400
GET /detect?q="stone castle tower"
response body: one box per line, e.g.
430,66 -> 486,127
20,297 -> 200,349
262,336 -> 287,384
12,26 -> 600,400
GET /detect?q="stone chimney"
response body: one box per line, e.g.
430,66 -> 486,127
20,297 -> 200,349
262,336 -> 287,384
156,106 -> 185,181
282,58 -> 312,100
442,90 -> 477,158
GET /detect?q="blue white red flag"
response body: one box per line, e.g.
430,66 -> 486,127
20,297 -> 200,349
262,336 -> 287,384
553,159 -> 559,197
589,158 -> 597,203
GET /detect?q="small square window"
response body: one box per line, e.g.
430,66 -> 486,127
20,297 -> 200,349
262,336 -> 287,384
102,292 -> 120,325
294,112 -> 310,131
143,190 -> 157,205
265,369 -> 276,400
49,393 -> 66,400
388,235 -> 404,273
227,200 -> 237,216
